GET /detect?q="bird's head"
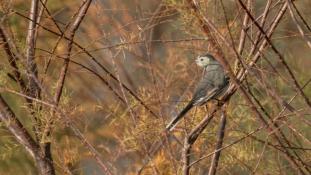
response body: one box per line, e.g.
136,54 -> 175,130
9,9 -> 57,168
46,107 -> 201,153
195,53 -> 216,67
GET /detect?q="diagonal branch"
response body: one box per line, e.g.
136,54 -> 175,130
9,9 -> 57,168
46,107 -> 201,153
3,85 -> 112,175
286,0 -> 311,49
53,0 -> 92,105
0,26 -> 27,93
0,95 -> 54,175
138,1 -> 294,172
14,11 -> 159,119
185,0 -> 309,174
237,0 -> 311,110
42,0 -> 94,173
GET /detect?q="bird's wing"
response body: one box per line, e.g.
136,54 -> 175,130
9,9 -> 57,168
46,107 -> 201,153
192,66 -> 229,106
191,68 -> 218,105
193,87 -> 219,106
193,82 -> 229,106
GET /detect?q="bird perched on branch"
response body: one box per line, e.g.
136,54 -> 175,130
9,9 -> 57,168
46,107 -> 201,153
166,53 -> 229,131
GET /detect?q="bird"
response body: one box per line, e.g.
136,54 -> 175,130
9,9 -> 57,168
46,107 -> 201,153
166,53 -> 229,131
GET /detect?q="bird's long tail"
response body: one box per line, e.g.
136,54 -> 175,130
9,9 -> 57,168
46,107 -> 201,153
166,102 -> 194,131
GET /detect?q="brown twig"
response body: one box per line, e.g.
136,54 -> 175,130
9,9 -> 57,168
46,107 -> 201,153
53,0 -> 91,105
0,26 -> 27,94
237,0 -> 311,110
184,0 -> 309,173
0,95 -> 54,175
286,0 -> 311,49
208,108 -> 227,175
189,125 -> 264,167
2,85 -> 113,175
25,0 -> 40,98
182,109 -> 217,175
30,1 -> 112,174
14,11 -> 159,119
291,1 -> 311,32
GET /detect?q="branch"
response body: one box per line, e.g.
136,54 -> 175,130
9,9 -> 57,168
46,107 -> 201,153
0,95 -> 54,175
40,2 -> 112,172
238,2 -> 288,81
235,0 -> 251,64
2,87 -> 113,175
181,106 -> 219,175
25,0 -> 40,98
208,109 -> 227,175
186,0 -> 309,173
14,11 -> 159,119
139,1 -> 292,172
237,0 -> 311,110
286,0 -> 311,49
0,26 -> 27,93
53,0 -> 91,105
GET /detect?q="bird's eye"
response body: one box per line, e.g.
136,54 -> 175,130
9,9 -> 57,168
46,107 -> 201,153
200,58 -> 203,61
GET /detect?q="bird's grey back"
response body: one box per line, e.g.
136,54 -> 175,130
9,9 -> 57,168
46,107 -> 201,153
192,62 -> 228,104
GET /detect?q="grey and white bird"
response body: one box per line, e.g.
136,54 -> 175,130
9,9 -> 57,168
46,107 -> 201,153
166,53 -> 229,131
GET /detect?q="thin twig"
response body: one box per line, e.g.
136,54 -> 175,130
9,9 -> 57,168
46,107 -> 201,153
25,0 -> 40,98
237,0 -> 311,110
0,95 -> 54,175
208,108 -> 227,175
14,11 -> 159,119
286,0 -> 311,49
0,26 -> 27,94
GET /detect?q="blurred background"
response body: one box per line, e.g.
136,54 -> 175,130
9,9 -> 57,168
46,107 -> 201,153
0,0 -> 311,174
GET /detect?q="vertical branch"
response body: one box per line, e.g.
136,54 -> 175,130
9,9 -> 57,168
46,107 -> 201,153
44,0 -> 93,173
208,108 -> 227,175
34,0 -> 47,40
181,111 -> 217,175
182,134 -> 192,175
1,8 -> 55,174
25,0 -> 40,98
244,0 -> 271,64
238,0 -> 252,46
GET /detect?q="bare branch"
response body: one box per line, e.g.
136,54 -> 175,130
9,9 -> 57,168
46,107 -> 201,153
14,11 -> 159,119
237,0 -> 311,110
286,0 -> 311,49
208,109 -> 227,175
53,0 -> 92,105
0,26 -> 27,93
0,95 -> 54,175
25,0 -> 40,98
